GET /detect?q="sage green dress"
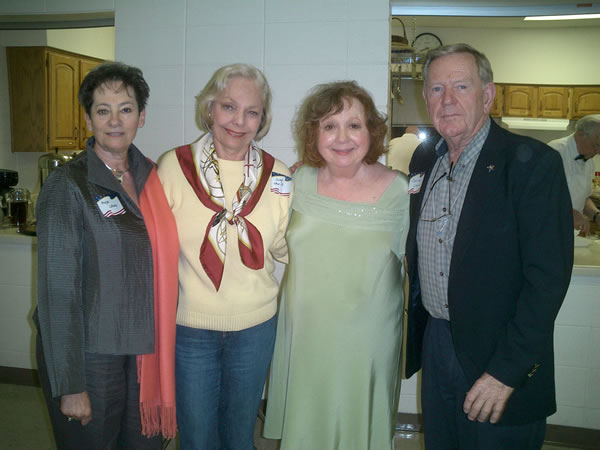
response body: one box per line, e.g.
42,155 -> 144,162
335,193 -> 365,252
264,165 -> 409,450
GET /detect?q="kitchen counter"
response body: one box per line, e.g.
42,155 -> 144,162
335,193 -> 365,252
0,227 -> 36,244
0,227 -> 37,370
573,237 -> 600,275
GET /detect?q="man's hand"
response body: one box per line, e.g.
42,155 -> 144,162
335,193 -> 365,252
60,391 -> 92,426
573,209 -> 591,235
463,372 -> 514,424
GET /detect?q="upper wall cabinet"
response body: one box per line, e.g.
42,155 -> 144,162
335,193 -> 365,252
572,87 -> 600,119
499,84 -> 599,120
537,86 -> 569,118
7,46 -> 103,153
503,85 -> 538,117
490,85 -> 503,118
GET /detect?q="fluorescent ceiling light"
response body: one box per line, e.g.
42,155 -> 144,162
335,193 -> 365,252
524,14 -> 600,21
502,117 -> 569,131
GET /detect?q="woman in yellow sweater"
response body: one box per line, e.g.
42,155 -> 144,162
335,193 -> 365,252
157,63 -> 291,449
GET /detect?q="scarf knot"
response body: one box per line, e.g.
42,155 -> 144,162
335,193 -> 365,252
175,133 -> 275,290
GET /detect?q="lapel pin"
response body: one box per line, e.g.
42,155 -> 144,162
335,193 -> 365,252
487,164 -> 495,173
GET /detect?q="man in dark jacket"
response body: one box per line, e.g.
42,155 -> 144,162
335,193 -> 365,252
405,43 -> 573,449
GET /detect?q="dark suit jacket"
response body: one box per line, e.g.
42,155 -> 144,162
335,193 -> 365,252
405,120 -> 574,425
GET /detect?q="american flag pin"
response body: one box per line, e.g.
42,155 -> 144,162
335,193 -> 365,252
487,165 -> 495,172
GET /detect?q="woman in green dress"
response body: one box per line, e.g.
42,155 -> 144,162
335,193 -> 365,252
264,81 -> 409,449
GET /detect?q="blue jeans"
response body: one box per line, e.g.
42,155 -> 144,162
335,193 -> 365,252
175,316 -> 276,450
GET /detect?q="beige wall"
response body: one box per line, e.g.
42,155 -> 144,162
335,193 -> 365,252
391,20 -> 600,85
46,27 -> 115,61
429,26 -> 600,85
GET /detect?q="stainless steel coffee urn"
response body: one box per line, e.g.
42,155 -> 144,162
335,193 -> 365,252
39,150 -> 72,186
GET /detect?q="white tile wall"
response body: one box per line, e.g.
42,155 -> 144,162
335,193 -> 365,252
0,0 -> 46,14
187,0 -> 265,25
136,106 -> 185,162
115,28 -> 186,67
591,327 -> 600,370
183,104 -> 202,146
556,279 -> 600,327
115,0 -> 185,29
399,372 -> 420,414
346,63 -> 389,107
551,275 -> 600,429
261,105 -> 297,149
548,404 -> 586,428
347,21 -> 389,65
556,366 -> 588,407
554,325 -> 592,367
49,0 -> 114,14
142,66 -> 185,108
346,0 -> 389,20
584,407 -> 600,430
0,0 -> 114,15
265,0 -> 346,23
586,369 -> 600,409
265,65 -> 346,105
185,25 -> 264,66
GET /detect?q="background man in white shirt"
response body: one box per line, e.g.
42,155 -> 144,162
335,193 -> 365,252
548,115 -> 600,234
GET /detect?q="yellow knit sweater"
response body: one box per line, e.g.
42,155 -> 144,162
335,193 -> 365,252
157,142 -> 292,331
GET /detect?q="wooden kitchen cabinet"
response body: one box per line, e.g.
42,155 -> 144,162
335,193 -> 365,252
537,86 -> 569,118
79,58 -> 103,148
490,84 -> 503,117
47,51 -> 80,149
502,84 -> 571,119
6,46 -> 103,153
571,87 -> 600,119
503,85 -> 538,117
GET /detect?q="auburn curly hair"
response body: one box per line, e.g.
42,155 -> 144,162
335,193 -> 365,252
294,81 -> 387,167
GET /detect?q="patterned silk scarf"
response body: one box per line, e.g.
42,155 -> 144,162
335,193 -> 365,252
175,133 -> 274,290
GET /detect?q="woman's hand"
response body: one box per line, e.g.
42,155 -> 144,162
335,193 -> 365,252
60,391 -> 92,425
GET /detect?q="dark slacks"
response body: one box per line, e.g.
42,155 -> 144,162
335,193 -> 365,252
421,317 -> 546,450
36,333 -> 162,450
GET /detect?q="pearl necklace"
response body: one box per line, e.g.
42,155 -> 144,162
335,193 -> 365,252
104,163 -> 129,183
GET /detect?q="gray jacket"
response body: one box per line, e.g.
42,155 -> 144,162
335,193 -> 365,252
35,139 -> 155,397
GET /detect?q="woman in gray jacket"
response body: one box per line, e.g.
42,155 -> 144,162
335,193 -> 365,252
35,62 -> 179,449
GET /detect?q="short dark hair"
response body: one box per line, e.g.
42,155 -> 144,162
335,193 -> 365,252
78,62 -> 150,115
295,81 -> 387,167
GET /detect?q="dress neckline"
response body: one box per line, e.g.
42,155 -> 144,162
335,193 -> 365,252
308,166 -> 401,206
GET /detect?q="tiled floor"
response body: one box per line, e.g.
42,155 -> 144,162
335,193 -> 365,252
0,383 -> 579,449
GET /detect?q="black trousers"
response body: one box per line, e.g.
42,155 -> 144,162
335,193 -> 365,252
36,333 -> 162,450
421,317 -> 546,450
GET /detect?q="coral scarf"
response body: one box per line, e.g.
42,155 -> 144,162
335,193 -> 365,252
175,133 -> 274,290
137,166 -> 179,438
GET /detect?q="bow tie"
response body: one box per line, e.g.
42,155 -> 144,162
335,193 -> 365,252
574,154 -> 585,161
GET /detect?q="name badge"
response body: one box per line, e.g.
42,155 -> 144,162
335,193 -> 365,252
271,172 -> 292,196
96,194 -> 126,217
408,173 -> 425,194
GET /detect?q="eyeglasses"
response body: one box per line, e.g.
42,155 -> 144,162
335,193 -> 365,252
418,161 -> 453,223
